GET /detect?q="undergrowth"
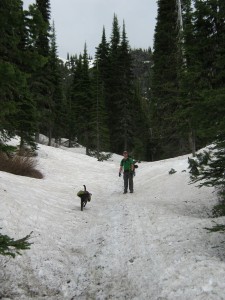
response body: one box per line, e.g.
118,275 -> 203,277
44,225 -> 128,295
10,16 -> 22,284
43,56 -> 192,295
0,152 -> 43,179
205,221 -> 225,233
212,202 -> 225,218
0,230 -> 33,257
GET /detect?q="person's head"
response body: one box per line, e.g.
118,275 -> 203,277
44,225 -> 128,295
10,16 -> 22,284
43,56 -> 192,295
123,150 -> 128,158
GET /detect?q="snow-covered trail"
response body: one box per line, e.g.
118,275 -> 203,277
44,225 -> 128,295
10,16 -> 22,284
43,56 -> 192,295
67,158 -> 224,300
1,145 -> 225,299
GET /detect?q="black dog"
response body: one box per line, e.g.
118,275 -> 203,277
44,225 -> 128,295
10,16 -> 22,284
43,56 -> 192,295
77,185 -> 92,211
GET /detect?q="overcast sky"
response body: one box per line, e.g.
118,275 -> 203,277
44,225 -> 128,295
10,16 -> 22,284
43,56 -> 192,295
23,0 -> 158,59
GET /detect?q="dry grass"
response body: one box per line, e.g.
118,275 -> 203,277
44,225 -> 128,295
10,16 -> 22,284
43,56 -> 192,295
0,152 -> 43,179
16,146 -> 38,157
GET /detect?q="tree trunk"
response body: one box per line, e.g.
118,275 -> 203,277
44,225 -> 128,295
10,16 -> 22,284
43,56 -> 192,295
189,129 -> 196,157
48,128 -> 52,146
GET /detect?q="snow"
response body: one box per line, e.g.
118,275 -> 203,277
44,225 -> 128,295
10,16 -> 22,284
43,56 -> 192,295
1,142 -> 225,299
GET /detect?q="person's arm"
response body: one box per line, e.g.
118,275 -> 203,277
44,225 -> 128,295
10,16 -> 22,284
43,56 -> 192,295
130,158 -> 134,171
119,160 -> 123,175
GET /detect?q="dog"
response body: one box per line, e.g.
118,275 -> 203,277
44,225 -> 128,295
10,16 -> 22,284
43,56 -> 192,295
77,185 -> 92,211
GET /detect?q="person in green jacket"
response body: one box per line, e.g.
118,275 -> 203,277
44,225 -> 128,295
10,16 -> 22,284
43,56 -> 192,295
119,150 -> 134,194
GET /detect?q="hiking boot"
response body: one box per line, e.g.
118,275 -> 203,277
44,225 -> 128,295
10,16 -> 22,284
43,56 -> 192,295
130,190 -> 133,193
123,190 -> 127,194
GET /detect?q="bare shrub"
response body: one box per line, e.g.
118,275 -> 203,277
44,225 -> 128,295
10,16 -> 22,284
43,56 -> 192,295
0,153 -> 43,179
17,147 -> 38,157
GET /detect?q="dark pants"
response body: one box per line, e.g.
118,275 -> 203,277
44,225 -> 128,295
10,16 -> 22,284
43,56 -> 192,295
123,171 -> 133,192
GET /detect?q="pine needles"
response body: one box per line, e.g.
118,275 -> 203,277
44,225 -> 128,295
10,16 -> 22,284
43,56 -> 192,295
0,230 -> 33,258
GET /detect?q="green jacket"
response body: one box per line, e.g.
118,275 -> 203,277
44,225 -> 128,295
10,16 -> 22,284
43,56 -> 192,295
120,157 -> 134,172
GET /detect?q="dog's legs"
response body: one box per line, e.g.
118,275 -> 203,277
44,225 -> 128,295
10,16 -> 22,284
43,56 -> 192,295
81,196 -> 88,211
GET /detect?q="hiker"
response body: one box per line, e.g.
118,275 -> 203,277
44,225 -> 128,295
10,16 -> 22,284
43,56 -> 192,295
119,150 -> 134,194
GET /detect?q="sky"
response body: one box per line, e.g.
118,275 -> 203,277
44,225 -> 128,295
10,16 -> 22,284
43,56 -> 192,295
1,136 -> 225,298
22,0 -> 158,59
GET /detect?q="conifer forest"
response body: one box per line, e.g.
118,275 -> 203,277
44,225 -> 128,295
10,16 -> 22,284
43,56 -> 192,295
1,0 -> 225,162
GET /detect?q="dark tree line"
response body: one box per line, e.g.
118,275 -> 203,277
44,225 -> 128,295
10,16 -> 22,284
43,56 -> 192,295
66,15 -> 152,159
0,1 -> 151,160
1,0 -> 224,163
150,0 -> 225,161
151,0 -> 225,206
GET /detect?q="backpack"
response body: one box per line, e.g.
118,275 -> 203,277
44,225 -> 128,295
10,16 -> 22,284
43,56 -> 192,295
127,156 -> 139,169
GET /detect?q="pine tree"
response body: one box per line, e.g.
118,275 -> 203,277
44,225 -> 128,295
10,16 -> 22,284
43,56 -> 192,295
0,0 -> 22,140
95,26 -> 110,83
117,21 -> 135,151
49,21 -> 66,144
67,55 -> 82,146
130,48 -> 153,160
30,0 -> 53,143
70,45 -> 94,154
130,48 -> 153,97
0,0 -> 37,148
176,0 -> 198,156
35,0 -> 51,57
91,60 -> 110,157
58,54 -> 76,146
0,230 -> 32,257
95,15 -> 148,156
106,15 -> 136,153
93,27 -> 111,156
189,136 -> 225,197
193,0 -> 225,138
179,0 -> 225,155
132,80 -> 151,161
151,0 -> 183,160
107,14 -> 122,153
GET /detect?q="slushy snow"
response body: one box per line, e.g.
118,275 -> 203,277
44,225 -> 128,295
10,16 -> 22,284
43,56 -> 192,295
1,141 -> 225,299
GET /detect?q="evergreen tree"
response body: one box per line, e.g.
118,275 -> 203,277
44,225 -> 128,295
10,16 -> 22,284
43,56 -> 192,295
70,45 -> 94,154
176,0 -> 198,156
151,0 -> 183,160
188,136 -> 225,200
0,230 -> 32,257
130,48 -> 153,160
95,26 -> 110,83
94,16 -> 149,157
67,55 -> 82,147
107,14 -> 122,153
49,21 -> 66,144
178,0 -> 225,157
0,0 -> 22,140
106,15 -> 136,153
0,0 -> 37,148
35,0 -> 51,57
91,60 -> 110,157
132,80 -> 151,161
117,21 -> 135,151
193,0 -> 225,138
59,54 -> 76,146
130,48 -> 153,97
93,26 -> 111,156
30,0 -> 53,143
180,1 -> 225,215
